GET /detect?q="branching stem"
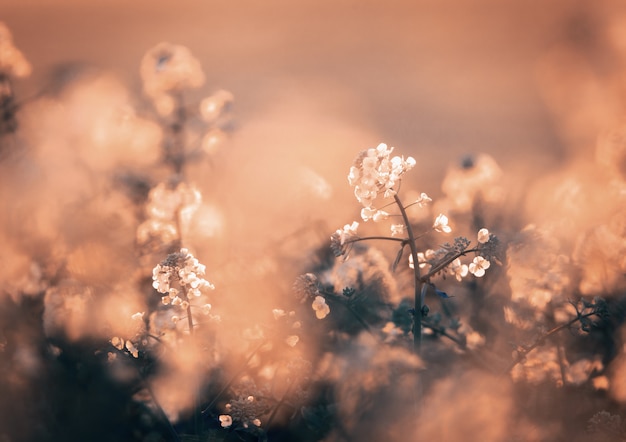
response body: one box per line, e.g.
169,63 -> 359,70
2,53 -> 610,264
393,193 -> 423,354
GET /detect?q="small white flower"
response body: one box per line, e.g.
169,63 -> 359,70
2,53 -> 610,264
372,210 -> 389,222
477,228 -> 490,244
110,336 -> 124,351
272,309 -> 286,319
131,312 -> 145,321
391,224 -> 405,236
219,414 -> 233,428
336,221 -> 359,245
448,258 -> 469,282
415,192 -> 432,207
433,214 -> 452,233
125,340 -> 139,358
469,256 -> 491,277
285,335 -> 299,347
312,296 -> 330,319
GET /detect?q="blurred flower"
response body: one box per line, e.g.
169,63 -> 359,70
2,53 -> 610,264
360,207 -> 389,222
468,256 -> 490,277
292,273 -> 321,303
433,213 -> 452,233
440,153 -> 503,213
477,228 -> 490,244
131,312 -> 144,321
414,192 -> 432,207
390,224 -> 405,236
219,414 -> 233,428
381,321 -> 403,342
111,336 -> 124,351
125,340 -> 139,358
465,330 -> 485,350
272,309 -> 286,319
199,89 -> 234,122
507,225 -> 572,309
201,128 -> 227,155
140,42 -> 205,116
448,258 -> 469,281
285,335 -> 299,347
409,249 -> 434,272
330,221 -> 359,257
312,295 -> 330,319
152,248 -> 215,301
146,181 -> 202,224
0,22 -> 31,78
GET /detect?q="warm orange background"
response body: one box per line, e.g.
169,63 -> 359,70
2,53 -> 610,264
6,0 -> 609,180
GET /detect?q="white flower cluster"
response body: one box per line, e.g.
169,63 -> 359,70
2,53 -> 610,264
140,42 -> 205,116
152,248 -> 215,306
136,181 -> 202,246
348,143 -> 416,217
330,221 -> 359,257
408,228 -> 493,279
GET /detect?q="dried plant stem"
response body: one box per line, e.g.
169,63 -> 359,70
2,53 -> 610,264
200,340 -> 265,415
264,377 -> 297,429
421,247 -> 481,282
394,194 -> 423,355
502,311 -> 598,375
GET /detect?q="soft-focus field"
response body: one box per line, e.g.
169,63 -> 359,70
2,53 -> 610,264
2,1 -> 626,441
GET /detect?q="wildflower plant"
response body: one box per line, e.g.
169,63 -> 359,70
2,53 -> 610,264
331,143 -> 498,353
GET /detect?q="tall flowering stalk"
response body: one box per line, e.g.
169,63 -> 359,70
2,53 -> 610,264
338,143 -> 423,351
332,143 -> 498,355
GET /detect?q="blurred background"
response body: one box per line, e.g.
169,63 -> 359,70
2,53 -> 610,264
3,2 -> 626,441
6,0 -> 625,185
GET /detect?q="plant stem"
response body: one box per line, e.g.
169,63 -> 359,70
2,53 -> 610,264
393,194 -> 423,354
502,311 -> 598,375
200,340 -> 266,415
264,377 -> 297,428
421,247 -> 481,282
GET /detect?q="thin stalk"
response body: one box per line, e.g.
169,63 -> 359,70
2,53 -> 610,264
501,311 -> 598,375
200,340 -> 266,415
393,194 -> 423,354
323,291 -> 376,337
264,377 -> 297,428
421,247 -> 481,282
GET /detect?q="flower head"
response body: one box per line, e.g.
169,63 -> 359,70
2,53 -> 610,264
285,335 -> 299,347
219,415 -> 233,428
477,228 -> 490,244
348,143 -> 416,208
152,248 -> 215,300
433,214 -> 452,233
414,192 -> 432,207
312,295 -> 330,319
330,222 -> 359,257
469,256 -> 490,277
140,42 -> 205,115
390,224 -> 405,236
360,207 -> 389,222
448,258 -> 469,281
